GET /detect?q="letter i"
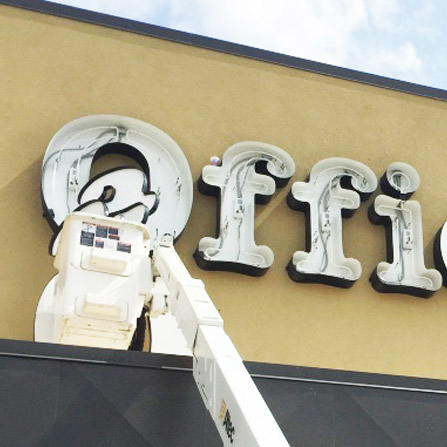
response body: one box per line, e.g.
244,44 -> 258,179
369,162 -> 441,298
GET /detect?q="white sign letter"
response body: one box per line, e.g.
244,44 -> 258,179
41,115 -> 193,247
287,158 -> 377,287
434,222 -> 447,288
370,162 -> 441,297
195,142 -> 295,276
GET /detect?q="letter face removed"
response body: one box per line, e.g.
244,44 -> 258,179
195,142 -> 295,276
41,115 -> 193,247
370,162 -> 441,298
434,221 -> 447,288
287,158 -> 377,288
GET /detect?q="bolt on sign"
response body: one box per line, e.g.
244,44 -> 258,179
41,115 -> 447,299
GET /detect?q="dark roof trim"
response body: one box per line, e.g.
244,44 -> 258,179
2,338 -> 447,393
2,0 -> 447,102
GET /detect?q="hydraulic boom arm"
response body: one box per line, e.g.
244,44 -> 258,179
153,240 -> 290,446
35,213 -> 290,446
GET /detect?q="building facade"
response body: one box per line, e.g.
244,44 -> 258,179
1,3 -> 447,444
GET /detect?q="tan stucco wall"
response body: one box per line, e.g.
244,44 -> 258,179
2,5 -> 447,379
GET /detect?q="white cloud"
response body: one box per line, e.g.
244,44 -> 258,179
162,0 -> 368,67
365,0 -> 400,31
52,0 -> 369,66
366,41 -> 422,75
52,0 -> 440,86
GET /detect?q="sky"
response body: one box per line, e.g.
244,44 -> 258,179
48,0 -> 446,91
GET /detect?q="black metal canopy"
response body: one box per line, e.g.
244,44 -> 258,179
1,339 -> 446,446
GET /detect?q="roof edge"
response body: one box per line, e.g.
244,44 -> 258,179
1,338 -> 447,391
2,0 -> 447,102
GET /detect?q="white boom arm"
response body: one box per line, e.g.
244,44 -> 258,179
35,212 -> 289,446
154,242 -> 290,446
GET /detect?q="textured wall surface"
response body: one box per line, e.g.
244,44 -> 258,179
1,5 -> 447,378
